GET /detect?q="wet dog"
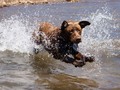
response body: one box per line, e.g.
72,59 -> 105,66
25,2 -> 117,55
33,20 -> 95,67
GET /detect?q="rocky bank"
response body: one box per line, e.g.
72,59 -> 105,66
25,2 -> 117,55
0,0 -> 79,8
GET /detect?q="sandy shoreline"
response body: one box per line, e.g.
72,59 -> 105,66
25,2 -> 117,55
0,0 -> 79,8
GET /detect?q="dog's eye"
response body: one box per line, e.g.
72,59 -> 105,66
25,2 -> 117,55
76,29 -> 81,33
70,29 -> 74,33
76,29 -> 80,32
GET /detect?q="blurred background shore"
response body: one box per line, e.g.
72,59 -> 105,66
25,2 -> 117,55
0,0 -> 79,8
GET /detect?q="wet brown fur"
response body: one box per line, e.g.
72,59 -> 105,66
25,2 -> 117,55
33,20 -> 95,67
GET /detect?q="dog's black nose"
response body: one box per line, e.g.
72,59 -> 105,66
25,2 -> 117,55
76,38 -> 81,43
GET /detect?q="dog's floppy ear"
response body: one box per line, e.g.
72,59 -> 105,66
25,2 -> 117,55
61,20 -> 69,30
79,21 -> 91,28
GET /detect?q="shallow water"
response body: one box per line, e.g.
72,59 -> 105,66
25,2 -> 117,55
0,0 -> 120,90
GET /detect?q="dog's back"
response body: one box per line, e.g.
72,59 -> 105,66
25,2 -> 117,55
39,22 -> 58,36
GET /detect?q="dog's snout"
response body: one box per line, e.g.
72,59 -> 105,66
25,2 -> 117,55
76,38 -> 81,43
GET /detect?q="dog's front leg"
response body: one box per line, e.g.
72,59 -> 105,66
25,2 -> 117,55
74,52 -> 95,62
62,54 -> 85,67
73,52 -> 86,67
71,48 -> 95,67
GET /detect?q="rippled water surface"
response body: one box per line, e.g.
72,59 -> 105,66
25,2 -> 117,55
0,0 -> 120,90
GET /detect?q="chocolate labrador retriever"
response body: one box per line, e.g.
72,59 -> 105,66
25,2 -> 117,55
33,20 -> 95,67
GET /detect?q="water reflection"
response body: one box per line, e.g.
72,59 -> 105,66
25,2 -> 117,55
31,52 -> 99,90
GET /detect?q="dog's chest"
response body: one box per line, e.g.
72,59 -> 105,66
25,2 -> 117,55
40,31 -> 78,55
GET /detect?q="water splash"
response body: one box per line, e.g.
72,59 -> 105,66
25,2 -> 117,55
79,6 -> 120,57
0,5 -> 119,58
0,15 -> 34,53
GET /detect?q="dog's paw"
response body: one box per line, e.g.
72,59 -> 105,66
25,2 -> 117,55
72,60 -> 85,67
85,56 -> 95,62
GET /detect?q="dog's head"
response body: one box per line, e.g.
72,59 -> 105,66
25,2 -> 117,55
61,20 -> 90,44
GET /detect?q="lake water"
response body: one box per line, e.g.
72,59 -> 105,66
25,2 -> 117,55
0,0 -> 120,90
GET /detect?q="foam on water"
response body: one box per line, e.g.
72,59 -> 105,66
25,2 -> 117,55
0,15 -> 35,53
79,6 -> 120,57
